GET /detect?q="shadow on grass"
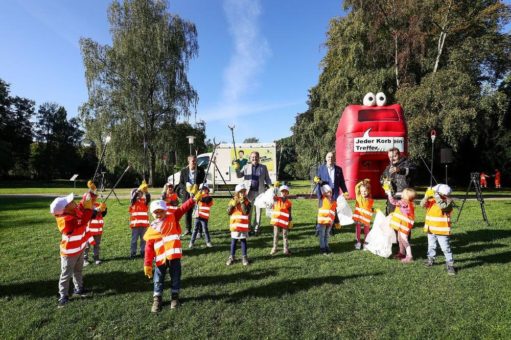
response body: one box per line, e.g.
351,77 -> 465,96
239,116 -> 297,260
183,268 -> 279,288
191,272 -> 384,303
456,250 -> 511,270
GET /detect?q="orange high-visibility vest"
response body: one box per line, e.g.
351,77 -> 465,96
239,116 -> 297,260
390,203 -> 415,235
129,198 -> 149,228
144,214 -> 182,265
423,198 -> 451,236
198,195 -> 213,220
271,197 -> 292,229
317,197 -> 337,225
88,202 -> 104,236
164,193 -> 179,216
229,199 -> 250,232
56,215 -> 95,257
353,198 -> 374,227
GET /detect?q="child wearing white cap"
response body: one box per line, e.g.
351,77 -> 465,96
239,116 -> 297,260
421,184 -> 456,275
143,187 -> 202,312
270,185 -> 293,255
317,184 -> 337,255
189,183 -> 214,248
226,183 -> 252,266
50,181 -> 105,308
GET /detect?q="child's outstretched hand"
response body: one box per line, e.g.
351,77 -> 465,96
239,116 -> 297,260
144,265 -> 153,279
228,199 -> 237,207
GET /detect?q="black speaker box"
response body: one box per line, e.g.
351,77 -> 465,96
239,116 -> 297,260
440,148 -> 453,164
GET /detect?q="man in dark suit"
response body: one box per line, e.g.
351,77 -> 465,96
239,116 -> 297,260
177,155 -> 205,235
315,151 -> 348,204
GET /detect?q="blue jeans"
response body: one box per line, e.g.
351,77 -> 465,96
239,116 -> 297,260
318,225 -> 332,252
130,227 -> 146,257
153,259 -> 181,296
427,233 -> 454,264
191,218 -> 211,244
230,239 -> 247,256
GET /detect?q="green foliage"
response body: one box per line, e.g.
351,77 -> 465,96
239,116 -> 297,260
1,196 -> 511,338
0,79 -> 35,177
80,0 -> 199,185
276,136 -> 297,180
242,137 -> 259,143
291,0 -> 511,182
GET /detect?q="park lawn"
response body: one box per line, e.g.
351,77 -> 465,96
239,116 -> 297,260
1,195 -> 511,339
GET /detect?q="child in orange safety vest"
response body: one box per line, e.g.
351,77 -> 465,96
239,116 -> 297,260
189,183 -> 214,248
143,190 -> 200,312
270,185 -> 293,255
353,179 -> 374,250
50,181 -> 105,308
84,201 -> 107,266
385,187 -> 416,263
161,181 -> 179,217
129,181 -> 151,259
317,184 -> 337,255
226,183 -> 252,266
421,184 -> 456,275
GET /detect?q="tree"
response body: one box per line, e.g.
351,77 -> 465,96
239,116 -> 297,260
0,79 -> 35,177
32,103 -> 83,179
290,0 -> 511,182
80,0 -> 198,185
243,137 -> 259,143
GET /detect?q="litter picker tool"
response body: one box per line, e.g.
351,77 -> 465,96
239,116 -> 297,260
429,130 -> 436,187
228,125 -> 238,165
456,172 -> 489,226
92,135 -> 111,183
102,165 -> 131,204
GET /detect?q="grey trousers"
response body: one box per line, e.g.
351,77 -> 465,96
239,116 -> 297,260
59,251 -> 84,298
84,234 -> 102,260
247,190 -> 262,230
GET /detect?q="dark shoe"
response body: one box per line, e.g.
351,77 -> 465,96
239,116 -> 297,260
248,230 -> 255,236
254,229 -> 261,236
170,293 -> 180,309
151,296 -> 162,313
425,258 -> 434,267
57,296 -> 69,308
447,264 -> 456,276
184,230 -> 192,236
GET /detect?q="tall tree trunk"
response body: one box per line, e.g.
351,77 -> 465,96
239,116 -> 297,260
433,0 -> 452,74
394,33 -> 400,89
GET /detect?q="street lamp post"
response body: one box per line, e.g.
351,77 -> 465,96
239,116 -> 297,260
186,135 -> 196,155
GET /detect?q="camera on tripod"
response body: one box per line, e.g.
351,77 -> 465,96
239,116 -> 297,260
470,172 -> 480,182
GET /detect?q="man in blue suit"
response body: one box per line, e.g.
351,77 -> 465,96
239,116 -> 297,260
315,152 -> 348,204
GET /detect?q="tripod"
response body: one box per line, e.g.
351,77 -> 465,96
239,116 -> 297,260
456,172 -> 489,226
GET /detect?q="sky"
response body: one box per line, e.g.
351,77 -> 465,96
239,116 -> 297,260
0,0 -> 347,144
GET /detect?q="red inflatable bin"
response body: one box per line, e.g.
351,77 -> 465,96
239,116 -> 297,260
336,104 -> 408,198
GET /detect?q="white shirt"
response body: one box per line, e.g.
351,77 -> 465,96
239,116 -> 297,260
327,165 -> 335,185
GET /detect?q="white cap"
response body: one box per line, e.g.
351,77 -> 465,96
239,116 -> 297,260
279,185 -> 290,193
235,183 -> 246,193
50,193 -> 74,215
321,184 -> 332,194
199,183 -> 209,190
166,176 -> 174,186
433,184 -> 452,196
150,199 -> 167,213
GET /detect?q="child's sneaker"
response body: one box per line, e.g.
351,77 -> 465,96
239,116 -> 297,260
226,256 -> 235,266
393,253 -> 405,260
83,260 -> 90,267
401,257 -> 413,264
447,264 -> 456,276
170,293 -> 180,309
188,242 -> 194,249
242,256 -> 250,266
151,296 -> 162,313
57,296 -> 69,308
72,288 -> 90,298
425,258 -> 434,267
355,242 -> 362,250
206,242 -> 213,248
270,247 -> 277,255
283,248 -> 291,256
95,260 -> 102,265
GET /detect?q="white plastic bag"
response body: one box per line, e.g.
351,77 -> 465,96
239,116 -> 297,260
254,188 -> 275,218
336,195 -> 354,226
364,211 -> 396,258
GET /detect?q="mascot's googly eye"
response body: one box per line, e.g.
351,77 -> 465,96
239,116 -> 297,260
363,92 -> 376,106
376,92 -> 387,106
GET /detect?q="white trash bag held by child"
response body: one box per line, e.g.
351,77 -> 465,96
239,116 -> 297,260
254,188 -> 275,218
364,210 -> 396,258
336,195 -> 354,226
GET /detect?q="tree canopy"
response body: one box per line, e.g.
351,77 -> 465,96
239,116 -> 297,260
291,0 -> 511,182
80,0 -> 198,185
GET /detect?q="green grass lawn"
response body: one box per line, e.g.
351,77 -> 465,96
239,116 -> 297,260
1,195 -> 511,338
